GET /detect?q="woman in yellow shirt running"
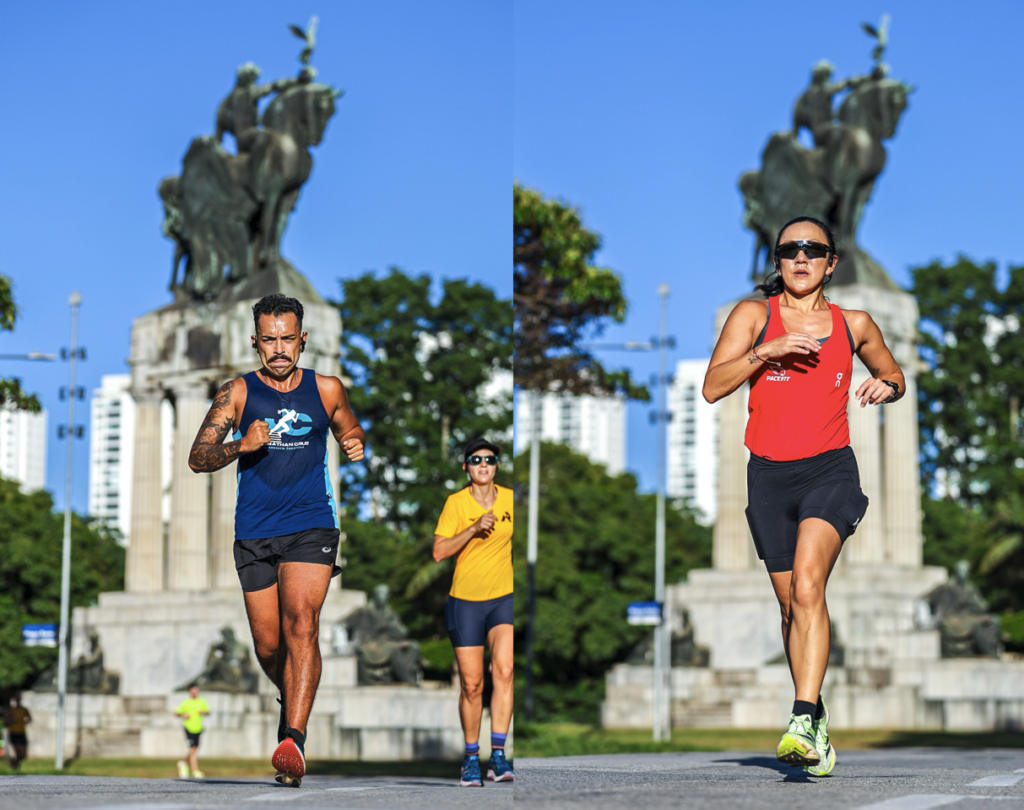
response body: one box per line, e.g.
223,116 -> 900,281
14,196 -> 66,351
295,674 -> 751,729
434,438 -> 513,787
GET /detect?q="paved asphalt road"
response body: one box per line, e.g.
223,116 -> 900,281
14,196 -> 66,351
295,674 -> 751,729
0,774 -> 511,810
4,751 -> 1024,809
516,749 -> 1024,809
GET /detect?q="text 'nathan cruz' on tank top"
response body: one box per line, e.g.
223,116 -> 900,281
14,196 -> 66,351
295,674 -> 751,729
744,295 -> 854,461
234,369 -> 339,539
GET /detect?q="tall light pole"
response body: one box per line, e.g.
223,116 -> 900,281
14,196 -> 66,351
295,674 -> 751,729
524,342 -> 656,720
652,283 -> 670,741
55,291 -> 84,770
524,390 -> 541,720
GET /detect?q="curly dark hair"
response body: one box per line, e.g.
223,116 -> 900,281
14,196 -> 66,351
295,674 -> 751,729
252,294 -> 304,333
755,216 -> 837,297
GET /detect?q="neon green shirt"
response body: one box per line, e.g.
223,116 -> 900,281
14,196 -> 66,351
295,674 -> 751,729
176,697 -> 209,734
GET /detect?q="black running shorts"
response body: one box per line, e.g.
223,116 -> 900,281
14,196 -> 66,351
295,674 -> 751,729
744,446 -> 869,574
234,527 -> 342,592
185,729 -> 201,748
446,593 -> 513,648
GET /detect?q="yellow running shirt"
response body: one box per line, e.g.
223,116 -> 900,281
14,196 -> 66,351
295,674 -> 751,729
6,707 -> 29,734
435,485 -> 513,601
176,697 -> 210,734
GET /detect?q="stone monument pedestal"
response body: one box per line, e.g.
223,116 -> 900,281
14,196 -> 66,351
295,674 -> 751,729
26,588 -> 513,760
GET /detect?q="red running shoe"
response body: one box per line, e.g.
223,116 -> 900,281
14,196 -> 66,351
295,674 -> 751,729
272,736 -> 305,787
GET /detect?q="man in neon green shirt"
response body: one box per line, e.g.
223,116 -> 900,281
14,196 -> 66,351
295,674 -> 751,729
175,686 -> 210,778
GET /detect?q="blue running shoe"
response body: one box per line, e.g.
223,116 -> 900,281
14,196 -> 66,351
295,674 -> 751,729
460,754 -> 483,787
488,749 -> 513,782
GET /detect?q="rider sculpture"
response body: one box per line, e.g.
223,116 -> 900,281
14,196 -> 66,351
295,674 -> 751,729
740,18 -> 910,289
161,23 -> 341,302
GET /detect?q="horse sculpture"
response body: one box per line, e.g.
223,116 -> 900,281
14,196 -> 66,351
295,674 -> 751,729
740,25 -> 911,289
161,66 -> 339,301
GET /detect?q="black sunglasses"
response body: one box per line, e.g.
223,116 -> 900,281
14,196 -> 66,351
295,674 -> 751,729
466,455 -> 498,466
775,240 -> 831,262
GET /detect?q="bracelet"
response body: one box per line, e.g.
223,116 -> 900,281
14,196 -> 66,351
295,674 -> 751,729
751,347 -> 781,368
881,379 -> 902,403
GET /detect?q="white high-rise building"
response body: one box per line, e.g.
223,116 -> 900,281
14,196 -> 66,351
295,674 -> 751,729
514,391 -> 627,475
667,359 -> 719,524
0,406 -> 48,492
88,375 -> 136,544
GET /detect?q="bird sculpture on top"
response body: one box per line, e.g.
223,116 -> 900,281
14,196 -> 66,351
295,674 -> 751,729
290,16 -> 319,68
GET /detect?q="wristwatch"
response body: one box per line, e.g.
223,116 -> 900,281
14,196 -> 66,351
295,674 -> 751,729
881,380 -> 902,403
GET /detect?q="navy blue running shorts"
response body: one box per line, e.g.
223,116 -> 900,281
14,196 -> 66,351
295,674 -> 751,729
744,446 -> 869,574
234,527 -> 342,592
446,593 -> 513,648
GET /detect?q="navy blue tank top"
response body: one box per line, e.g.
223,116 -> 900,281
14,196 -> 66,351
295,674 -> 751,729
234,369 -> 338,539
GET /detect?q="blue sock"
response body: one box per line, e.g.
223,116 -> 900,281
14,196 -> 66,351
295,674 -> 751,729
465,742 -> 479,757
491,732 -> 507,752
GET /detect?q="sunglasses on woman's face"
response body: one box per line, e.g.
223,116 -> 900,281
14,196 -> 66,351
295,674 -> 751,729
775,240 -> 831,261
467,455 -> 498,466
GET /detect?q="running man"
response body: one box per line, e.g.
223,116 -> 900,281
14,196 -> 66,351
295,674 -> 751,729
188,294 -> 365,787
175,685 -> 209,778
433,439 -> 514,786
4,692 -> 31,770
703,216 -> 905,775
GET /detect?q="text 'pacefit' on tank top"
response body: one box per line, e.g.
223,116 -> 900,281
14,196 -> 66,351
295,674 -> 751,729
744,296 -> 853,461
234,369 -> 338,539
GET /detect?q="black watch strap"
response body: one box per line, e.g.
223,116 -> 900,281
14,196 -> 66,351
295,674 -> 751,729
881,379 -> 902,403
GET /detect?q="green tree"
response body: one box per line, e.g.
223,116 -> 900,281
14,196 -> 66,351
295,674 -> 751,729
912,258 -> 1024,506
333,269 -> 512,643
911,257 -> 1024,614
0,480 -> 125,693
514,184 -> 647,400
512,443 -> 712,722
0,274 -> 40,412
335,268 -> 512,535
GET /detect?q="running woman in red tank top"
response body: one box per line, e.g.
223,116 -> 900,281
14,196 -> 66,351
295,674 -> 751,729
703,217 -> 906,775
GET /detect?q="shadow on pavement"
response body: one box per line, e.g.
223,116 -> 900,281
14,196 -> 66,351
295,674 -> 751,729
718,755 -> 812,782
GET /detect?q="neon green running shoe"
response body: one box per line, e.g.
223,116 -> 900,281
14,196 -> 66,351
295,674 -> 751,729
776,712 -> 820,766
804,698 -> 836,776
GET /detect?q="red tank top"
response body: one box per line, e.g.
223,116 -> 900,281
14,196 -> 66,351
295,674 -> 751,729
744,296 -> 852,461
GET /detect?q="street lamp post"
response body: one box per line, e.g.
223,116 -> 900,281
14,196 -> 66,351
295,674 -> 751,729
652,283 -> 670,742
525,391 -> 541,721
523,343 -> 655,721
55,291 -> 84,770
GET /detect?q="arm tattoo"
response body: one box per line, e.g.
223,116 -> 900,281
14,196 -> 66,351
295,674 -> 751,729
871,367 -> 881,375
189,380 -> 244,472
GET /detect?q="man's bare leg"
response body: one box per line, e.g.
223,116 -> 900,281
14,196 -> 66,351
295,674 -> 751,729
244,583 -> 283,687
487,624 -> 514,735
277,562 -> 333,734
188,744 -> 198,775
454,646 -> 485,746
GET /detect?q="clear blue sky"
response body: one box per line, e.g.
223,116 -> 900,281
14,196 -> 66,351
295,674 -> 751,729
0,1 -> 510,512
513,0 -> 1024,492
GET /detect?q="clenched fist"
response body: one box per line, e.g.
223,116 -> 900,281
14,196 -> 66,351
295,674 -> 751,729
342,438 -> 364,461
475,509 -> 496,537
239,420 -> 272,453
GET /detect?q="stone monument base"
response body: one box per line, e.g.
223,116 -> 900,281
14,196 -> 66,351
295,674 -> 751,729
24,588 -> 512,761
602,565 -> 1024,731
23,685 -> 510,761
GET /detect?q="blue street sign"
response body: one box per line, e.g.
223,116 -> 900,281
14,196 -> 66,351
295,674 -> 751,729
627,601 -> 662,626
23,624 -> 58,647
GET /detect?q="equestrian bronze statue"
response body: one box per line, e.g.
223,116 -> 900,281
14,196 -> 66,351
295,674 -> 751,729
740,16 -> 912,289
160,18 -> 341,301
